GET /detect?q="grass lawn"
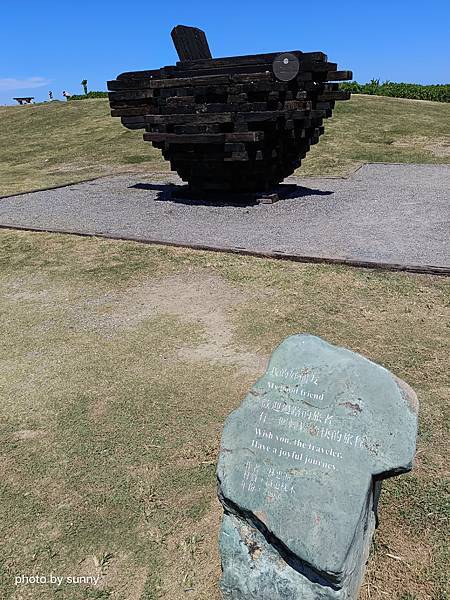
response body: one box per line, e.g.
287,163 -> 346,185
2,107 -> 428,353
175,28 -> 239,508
1,95 -> 449,196
0,229 -> 448,599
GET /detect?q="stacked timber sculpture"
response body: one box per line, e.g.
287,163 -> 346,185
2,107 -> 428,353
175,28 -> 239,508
108,26 -> 352,194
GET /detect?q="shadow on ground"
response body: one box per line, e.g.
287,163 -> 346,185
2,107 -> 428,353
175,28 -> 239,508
129,182 -> 333,207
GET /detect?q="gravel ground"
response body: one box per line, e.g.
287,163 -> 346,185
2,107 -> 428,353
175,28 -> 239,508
1,163 -> 449,271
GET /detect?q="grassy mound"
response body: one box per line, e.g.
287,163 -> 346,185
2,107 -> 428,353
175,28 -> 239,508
0,96 -> 449,196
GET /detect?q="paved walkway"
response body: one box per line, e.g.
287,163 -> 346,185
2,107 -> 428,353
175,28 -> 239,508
1,163 -> 449,273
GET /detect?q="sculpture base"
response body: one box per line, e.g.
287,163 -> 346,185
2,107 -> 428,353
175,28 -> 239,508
170,186 -> 286,205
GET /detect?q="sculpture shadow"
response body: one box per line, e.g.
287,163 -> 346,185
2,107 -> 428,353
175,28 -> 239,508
130,182 -> 333,207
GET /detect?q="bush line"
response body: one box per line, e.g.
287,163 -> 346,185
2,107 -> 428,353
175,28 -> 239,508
341,80 -> 449,103
68,91 -> 109,100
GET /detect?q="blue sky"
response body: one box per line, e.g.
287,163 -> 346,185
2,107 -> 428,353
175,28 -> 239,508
1,0 -> 449,105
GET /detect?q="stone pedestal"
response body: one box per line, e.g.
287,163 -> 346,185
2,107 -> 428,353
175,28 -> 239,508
217,335 -> 418,599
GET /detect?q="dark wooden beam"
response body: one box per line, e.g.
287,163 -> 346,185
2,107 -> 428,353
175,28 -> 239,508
171,25 -> 212,62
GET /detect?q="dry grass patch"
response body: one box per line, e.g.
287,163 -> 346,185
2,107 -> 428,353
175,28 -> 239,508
160,502 -> 222,600
0,99 -> 168,197
0,229 -> 448,599
392,135 -> 450,158
298,94 -> 450,177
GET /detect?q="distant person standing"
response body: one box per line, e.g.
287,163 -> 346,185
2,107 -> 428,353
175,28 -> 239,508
48,91 -> 53,100
62,90 -> 72,100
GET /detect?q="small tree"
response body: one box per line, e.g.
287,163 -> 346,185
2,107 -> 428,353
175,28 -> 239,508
81,79 -> 88,95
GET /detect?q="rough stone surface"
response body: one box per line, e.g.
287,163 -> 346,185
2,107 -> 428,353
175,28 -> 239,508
217,334 -> 418,599
0,163 -> 449,270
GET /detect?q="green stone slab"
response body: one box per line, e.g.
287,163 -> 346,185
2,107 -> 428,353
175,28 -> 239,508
217,334 -> 418,598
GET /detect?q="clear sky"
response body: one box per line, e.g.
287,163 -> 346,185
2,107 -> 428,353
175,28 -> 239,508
1,0 -> 449,105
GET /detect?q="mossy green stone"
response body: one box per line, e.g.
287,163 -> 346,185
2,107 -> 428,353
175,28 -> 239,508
217,334 -> 418,599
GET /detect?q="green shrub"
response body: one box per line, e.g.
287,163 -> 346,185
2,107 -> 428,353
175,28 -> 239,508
68,91 -> 108,100
340,80 -> 450,103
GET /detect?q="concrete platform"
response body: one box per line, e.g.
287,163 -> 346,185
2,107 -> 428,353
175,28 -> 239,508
1,163 -> 449,274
